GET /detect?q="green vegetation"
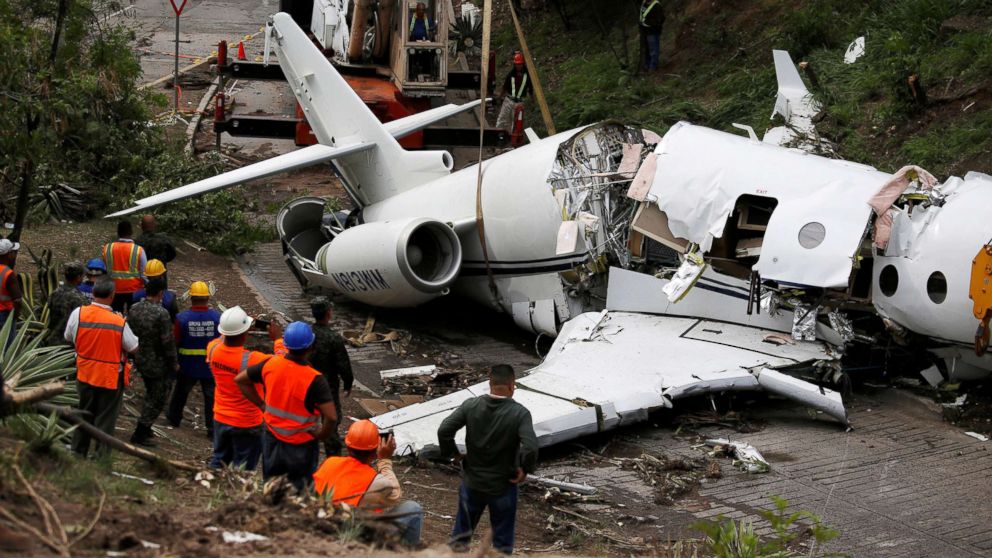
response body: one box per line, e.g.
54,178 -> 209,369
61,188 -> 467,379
694,496 -> 841,557
0,0 -> 270,254
501,0 -> 992,177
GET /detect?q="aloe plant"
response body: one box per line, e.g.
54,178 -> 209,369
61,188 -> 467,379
1,314 -> 78,446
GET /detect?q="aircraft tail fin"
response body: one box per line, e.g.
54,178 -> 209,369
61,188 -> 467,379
268,12 -> 453,206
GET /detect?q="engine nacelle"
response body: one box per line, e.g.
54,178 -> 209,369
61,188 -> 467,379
316,218 -> 462,307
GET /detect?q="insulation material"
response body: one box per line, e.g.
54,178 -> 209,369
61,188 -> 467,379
617,143 -> 644,177
792,303 -> 818,341
631,203 -> 689,253
706,438 -> 770,474
869,164 -> 939,249
556,221 -> 580,255
625,152 -> 657,202
827,311 -> 855,343
662,251 -> 706,302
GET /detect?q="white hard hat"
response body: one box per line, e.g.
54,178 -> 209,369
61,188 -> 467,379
218,306 -> 253,336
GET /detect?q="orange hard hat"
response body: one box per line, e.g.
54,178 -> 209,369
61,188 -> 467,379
513,51 -> 524,65
345,419 -> 380,451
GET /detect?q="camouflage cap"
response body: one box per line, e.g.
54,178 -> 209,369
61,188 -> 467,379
310,295 -> 333,315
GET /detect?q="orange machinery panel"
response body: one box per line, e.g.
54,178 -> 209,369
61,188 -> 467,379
294,74 -> 430,149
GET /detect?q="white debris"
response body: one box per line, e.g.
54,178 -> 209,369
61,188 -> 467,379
706,438 -> 770,474
380,365 -> 437,380
222,530 -> 269,544
140,540 -> 161,549
964,432 -> 989,442
195,471 -> 215,489
792,303 -> 818,341
920,365 -> 944,387
111,471 -> 155,486
662,251 -> 706,303
942,395 -> 967,408
844,36 -> 866,64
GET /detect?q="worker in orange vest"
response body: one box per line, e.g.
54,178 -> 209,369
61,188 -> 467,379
235,321 -> 338,490
314,420 -> 423,545
0,239 -> 23,347
207,306 -> 281,470
64,278 -> 139,458
102,220 -> 147,314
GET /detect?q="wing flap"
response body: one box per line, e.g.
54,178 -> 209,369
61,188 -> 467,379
383,100 -> 483,139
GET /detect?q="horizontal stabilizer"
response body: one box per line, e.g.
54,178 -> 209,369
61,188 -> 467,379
384,99 -> 484,139
106,143 -> 372,217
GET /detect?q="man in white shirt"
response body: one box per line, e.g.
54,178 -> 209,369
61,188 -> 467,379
65,279 -> 138,458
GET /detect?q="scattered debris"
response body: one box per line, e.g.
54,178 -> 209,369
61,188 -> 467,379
920,364 -> 944,387
942,395 -> 967,408
844,36 -> 866,64
527,475 -> 597,496
964,431 -> 989,442
618,452 -> 720,505
111,472 -> 155,486
705,438 -> 770,474
380,366 -> 488,398
195,471 -> 215,489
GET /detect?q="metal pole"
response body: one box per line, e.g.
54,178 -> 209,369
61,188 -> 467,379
174,12 -> 180,111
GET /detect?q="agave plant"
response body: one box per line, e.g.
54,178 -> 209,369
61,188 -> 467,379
0,313 -> 78,447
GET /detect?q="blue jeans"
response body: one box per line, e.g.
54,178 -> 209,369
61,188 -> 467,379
645,32 -> 660,70
209,421 -> 262,470
390,500 -> 423,546
0,310 -> 16,348
451,482 -> 518,554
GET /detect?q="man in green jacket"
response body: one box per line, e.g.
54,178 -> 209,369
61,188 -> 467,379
438,365 -> 538,555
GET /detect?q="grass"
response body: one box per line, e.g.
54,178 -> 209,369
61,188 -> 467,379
500,0 -> 992,178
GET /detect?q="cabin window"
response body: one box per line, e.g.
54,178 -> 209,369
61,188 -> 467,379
927,271 -> 947,304
879,264 -> 899,297
798,222 -> 826,249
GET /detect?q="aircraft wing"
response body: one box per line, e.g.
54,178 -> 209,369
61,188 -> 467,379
373,310 -> 848,456
106,142 -> 372,217
384,100 -> 485,140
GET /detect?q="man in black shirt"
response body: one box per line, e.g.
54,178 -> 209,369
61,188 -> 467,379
439,365 -> 538,554
308,296 -> 353,456
495,51 -> 530,131
235,322 -> 337,491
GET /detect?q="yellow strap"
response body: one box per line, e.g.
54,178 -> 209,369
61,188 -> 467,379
178,348 -> 207,356
508,2 -> 555,134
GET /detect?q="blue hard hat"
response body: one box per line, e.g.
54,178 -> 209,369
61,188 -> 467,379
283,321 -> 315,350
86,258 -> 107,273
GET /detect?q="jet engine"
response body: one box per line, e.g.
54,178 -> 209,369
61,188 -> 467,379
316,218 -> 462,307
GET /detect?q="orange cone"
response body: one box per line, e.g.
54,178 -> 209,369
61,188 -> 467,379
237,41 -> 246,61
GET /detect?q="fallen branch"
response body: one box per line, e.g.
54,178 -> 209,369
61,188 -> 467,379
0,505 -> 66,557
3,381 -> 65,408
34,402 -> 199,472
551,505 -> 600,525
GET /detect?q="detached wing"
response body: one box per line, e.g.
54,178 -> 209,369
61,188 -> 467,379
372,311 -> 847,456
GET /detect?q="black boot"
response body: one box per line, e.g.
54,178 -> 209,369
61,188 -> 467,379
129,424 -> 156,447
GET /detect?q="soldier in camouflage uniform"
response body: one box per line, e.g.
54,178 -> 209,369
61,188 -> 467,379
135,214 -> 176,264
126,277 -> 178,446
46,262 -> 89,346
308,296 -> 353,456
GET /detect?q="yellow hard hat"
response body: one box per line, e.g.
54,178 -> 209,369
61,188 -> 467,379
145,259 -> 166,277
189,281 -> 211,297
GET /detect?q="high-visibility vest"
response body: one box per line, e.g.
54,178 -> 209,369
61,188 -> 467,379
640,0 -> 661,25
409,15 -> 430,38
75,305 -> 131,390
208,339 -> 267,428
103,241 -> 144,294
313,456 -> 377,506
0,265 -> 14,312
261,356 -> 322,444
177,307 -> 220,379
510,73 -> 529,99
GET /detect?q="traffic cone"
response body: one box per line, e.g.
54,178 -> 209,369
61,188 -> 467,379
510,104 -> 525,147
237,41 -> 247,61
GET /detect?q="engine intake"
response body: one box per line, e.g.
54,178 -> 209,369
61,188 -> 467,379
317,218 -> 462,307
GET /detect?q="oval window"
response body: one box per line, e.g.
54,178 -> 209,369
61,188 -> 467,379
798,222 -> 826,249
879,264 -> 899,297
927,271 -> 947,304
